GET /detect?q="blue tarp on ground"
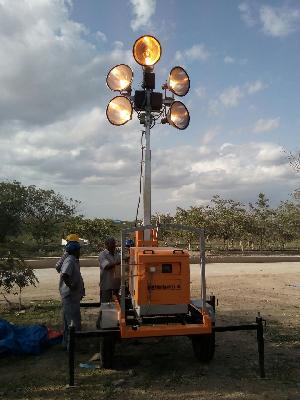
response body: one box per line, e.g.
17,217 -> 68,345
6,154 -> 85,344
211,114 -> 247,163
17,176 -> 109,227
0,319 -> 62,355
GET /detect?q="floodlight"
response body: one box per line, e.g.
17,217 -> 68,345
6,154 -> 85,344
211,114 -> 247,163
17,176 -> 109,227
167,101 -> 190,130
133,35 -> 161,67
167,66 -> 190,96
106,64 -> 133,92
106,96 -> 133,126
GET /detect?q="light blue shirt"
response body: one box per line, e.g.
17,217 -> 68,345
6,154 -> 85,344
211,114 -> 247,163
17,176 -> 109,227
59,255 -> 85,300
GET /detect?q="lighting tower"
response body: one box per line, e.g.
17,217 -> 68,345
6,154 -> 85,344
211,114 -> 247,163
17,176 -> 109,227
106,35 -> 190,239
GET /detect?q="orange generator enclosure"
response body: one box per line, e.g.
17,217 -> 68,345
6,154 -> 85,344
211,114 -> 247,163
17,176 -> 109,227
129,246 -> 190,316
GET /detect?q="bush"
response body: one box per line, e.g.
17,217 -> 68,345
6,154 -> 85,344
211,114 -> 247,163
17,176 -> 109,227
0,246 -> 38,310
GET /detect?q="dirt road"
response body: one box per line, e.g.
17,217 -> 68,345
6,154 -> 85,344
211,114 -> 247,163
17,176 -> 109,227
9,262 -> 300,306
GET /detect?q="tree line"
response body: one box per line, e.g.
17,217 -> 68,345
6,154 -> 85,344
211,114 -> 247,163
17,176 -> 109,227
1,180 -> 299,307
154,193 -> 300,251
1,181 -> 300,252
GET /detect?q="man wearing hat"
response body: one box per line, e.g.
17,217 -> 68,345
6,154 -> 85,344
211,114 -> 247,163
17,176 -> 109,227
55,233 -> 80,273
59,240 -> 85,348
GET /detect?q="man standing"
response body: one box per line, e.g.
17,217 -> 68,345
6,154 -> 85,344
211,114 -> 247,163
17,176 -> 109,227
55,233 -> 80,273
59,241 -> 85,348
98,237 -> 121,303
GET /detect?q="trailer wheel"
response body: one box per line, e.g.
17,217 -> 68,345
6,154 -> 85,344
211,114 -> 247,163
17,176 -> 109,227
192,332 -> 215,362
99,336 -> 115,368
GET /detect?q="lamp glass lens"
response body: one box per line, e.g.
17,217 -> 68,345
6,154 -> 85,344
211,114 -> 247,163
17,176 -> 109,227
106,64 -> 133,91
168,66 -> 190,96
106,96 -> 133,126
133,35 -> 161,66
167,101 -> 190,130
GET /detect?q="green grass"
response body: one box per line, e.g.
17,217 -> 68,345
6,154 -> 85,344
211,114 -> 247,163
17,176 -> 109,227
1,300 -> 61,328
265,320 -> 300,346
0,302 -> 299,400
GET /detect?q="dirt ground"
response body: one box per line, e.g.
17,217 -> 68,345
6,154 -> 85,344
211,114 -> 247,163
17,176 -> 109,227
0,262 -> 299,400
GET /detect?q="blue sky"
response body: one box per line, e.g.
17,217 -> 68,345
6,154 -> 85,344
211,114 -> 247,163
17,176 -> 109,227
0,0 -> 299,218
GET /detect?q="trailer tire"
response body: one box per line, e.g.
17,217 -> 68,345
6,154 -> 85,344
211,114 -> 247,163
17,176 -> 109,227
99,336 -> 115,369
192,332 -> 215,362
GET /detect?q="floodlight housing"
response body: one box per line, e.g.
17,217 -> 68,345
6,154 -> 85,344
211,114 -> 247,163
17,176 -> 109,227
106,96 -> 133,126
133,35 -> 161,67
167,101 -> 190,130
167,66 -> 190,97
106,64 -> 133,92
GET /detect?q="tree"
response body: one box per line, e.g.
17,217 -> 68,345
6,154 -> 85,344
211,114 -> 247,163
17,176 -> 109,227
0,246 -> 38,309
207,195 -> 247,250
151,213 -> 174,244
249,193 -> 275,250
65,217 -> 119,251
174,206 -> 207,249
273,201 -> 300,249
25,186 -> 80,245
286,150 -> 300,203
0,181 -> 80,245
0,181 -> 28,242
287,150 -> 300,173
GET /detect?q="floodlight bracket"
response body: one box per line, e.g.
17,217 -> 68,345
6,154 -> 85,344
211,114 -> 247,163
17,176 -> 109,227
142,71 -> 155,90
120,88 -> 132,96
143,65 -> 154,73
163,96 -> 174,106
139,113 -> 146,124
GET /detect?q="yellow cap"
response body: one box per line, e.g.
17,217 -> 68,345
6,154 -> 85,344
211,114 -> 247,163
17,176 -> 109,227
66,233 -> 80,242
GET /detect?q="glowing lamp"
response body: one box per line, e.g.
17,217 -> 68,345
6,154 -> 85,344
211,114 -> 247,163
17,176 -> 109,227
106,64 -> 133,92
168,66 -> 190,96
133,35 -> 161,67
167,101 -> 190,130
106,96 -> 133,126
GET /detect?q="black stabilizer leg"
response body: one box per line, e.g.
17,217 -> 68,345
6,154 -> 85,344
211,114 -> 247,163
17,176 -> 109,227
256,314 -> 265,378
68,323 -> 76,387
209,295 -> 216,311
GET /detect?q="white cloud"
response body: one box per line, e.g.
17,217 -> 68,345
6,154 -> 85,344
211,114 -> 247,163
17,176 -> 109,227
130,0 -> 156,31
186,44 -> 210,61
254,118 -> 280,133
163,141 -> 296,207
201,127 -> 219,145
208,99 -> 220,116
1,107 -> 296,215
239,3 -> 300,38
113,40 -> 124,49
209,80 -> 268,114
256,143 -> 283,162
238,2 -> 257,27
0,0 -> 132,126
176,44 -> 210,62
0,106 -> 142,187
246,80 -> 267,94
224,55 -> 235,64
96,31 -> 107,42
219,86 -> 244,107
260,5 -> 300,37
195,86 -> 206,98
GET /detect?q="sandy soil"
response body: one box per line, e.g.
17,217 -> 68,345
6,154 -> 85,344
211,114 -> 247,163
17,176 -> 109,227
6,262 -> 300,305
1,262 -> 299,399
